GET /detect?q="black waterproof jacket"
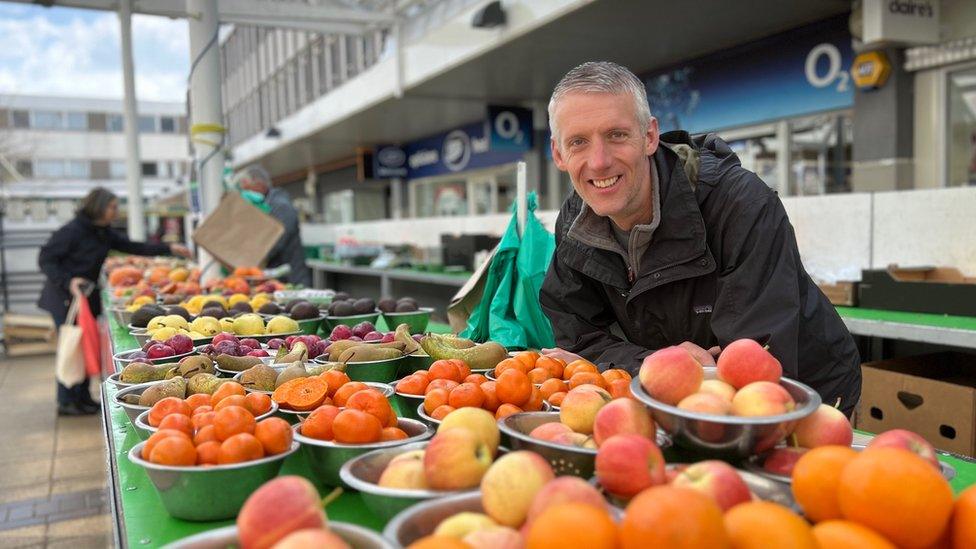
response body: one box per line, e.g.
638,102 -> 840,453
540,132 -> 861,413
37,215 -> 170,321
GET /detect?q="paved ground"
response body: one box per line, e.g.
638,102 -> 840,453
0,354 -> 111,548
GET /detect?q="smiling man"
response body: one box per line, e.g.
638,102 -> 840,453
539,61 -> 861,415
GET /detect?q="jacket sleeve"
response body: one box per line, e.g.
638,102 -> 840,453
38,225 -> 75,291
709,182 -> 801,378
266,198 -> 300,260
108,229 -> 172,257
540,211 -> 654,374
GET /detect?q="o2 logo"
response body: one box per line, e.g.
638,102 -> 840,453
493,110 -> 524,145
805,43 -> 849,93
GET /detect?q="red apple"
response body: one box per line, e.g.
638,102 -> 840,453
595,434 -> 666,498
761,446 -> 808,477
146,343 -> 175,360
716,338 -> 782,389
212,332 -> 239,346
525,476 -> 608,528
677,392 -> 732,415
791,404 -> 853,448
558,384 -> 611,435
423,428 -> 492,490
866,429 -> 940,469
639,346 -> 703,405
270,529 -> 347,549
592,398 -> 656,447
670,460 -> 752,511
480,451 -> 555,527
730,381 -> 795,417
529,422 -> 574,442
699,379 -> 736,402
237,476 -> 325,549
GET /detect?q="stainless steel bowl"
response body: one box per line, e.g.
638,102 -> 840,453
742,443 -> 958,483
339,441 -> 475,522
128,440 -> 298,521
417,402 -> 553,428
393,390 -> 424,421
109,307 -> 135,328
134,402 -> 279,436
161,522 -> 393,549
112,380 -> 167,424
131,331 -> 151,347
382,491 -> 483,547
294,418 -> 432,487
497,411 -> 671,479
112,348 -> 197,370
273,382 -> 394,423
630,367 -> 821,459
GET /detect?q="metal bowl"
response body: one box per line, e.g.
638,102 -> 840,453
339,441 -> 476,522
397,352 -> 435,377
393,390 -> 424,421
161,522 -> 393,549
109,307 -> 135,328
273,382 -> 394,423
742,443 -> 958,483
135,402 -> 279,436
383,491 -> 483,547
128,440 -> 298,521
418,402 -> 554,428
294,418 -> 432,487
343,356 -> 404,384
112,347 -> 198,369
380,307 -> 433,334
497,411 -> 671,479
112,380 -> 168,424
630,367 -> 821,459
322,312 -> 381,331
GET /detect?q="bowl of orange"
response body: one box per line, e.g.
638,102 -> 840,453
134,396 -> 278,438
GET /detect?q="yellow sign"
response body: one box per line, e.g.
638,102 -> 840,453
852,50 -> 892,90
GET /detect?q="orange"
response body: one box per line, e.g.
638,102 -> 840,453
429,359 -> 462,382
149,435 -> 197,466
185,393 -> 212,411
448,383 -> 485,409
608,379 -> 632,400
512,351 -> 540,370
191,411 -> 216,430
423,388 -> 450,415
463,374 -> 488,385
791,445 -> 858,522
217,432 -> 265,464
191,405 -> 213,416
345,390 -> 394,426
838,448 -> 953,548
539,378 -> 568,400
811,520 -> 896,548
380,427 -> 409,441
396,375 -> 427,395
528,367 -> 552,384
332,381 -> 369,407
244,393 -> 272,416
526,502 -> 617,549
480,381 -> 501,412
536,356 -> 566,379
494,358 -> 528,377
620,486 -> 728,549
950,485 -> 976,549
455,361 -> 471,380
301,405 -> 340,441
496,369 -> 532,406
148,397 -> 191,427
425,379 -> 459,395
569,372 -> 608,390
430,405 -> 456,420
406,536 -> 470,549
548,392 -> 567,407
214,394 -> 247,411
494,403 -> 522,420
602,368 -> 632,383
157,413 -> 193,437
142,429 -> 190,460
213,405 -> 256,441
210,381 -> 246,406
195,440 -> 220,465
320,369 -> 351,396
332,409 -> 382,444
523,386 -> 544,412
193,424 -> 218,445
563,359 -> 598,380
413,370 -> 431,385
254,417 -> 293,455
724,501 -> 816,548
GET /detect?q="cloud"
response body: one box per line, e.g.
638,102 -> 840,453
0,6 -> 190,102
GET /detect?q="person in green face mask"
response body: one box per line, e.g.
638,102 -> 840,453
232,165 -> 312,287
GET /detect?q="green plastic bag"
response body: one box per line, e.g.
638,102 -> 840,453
461,192 -> 556,350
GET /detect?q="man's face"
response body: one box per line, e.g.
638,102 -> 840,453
551,92 -> 659,229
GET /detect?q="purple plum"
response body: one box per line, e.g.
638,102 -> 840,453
214,340 -> 240,356
285,335 -> 300,347
266,338 -> 286,350
351,322 -> 376,339
166,334 -> 194,354
247,349 -> 270,358
239,344 -> 255,354
348,336 -> 363,342
363,331 -> 384,342
199,344 -> 215,355
212,332 -> 239,346
329,325 -> 353,341
146,344 -> 175,360
239,338 -> 261,349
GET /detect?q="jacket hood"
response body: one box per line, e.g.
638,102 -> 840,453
660,131 -> 744,193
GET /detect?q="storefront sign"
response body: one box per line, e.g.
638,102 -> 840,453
863,0 -> 940,46
643,15 -> 855,133
372,105 -> 531,179
852,50 -> 892,90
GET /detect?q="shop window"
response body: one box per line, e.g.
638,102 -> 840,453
415,179 -> 468,218
947,66 -> 976,186
323,189 -> 354,224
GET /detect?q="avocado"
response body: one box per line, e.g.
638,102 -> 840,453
378,298 -> 397,313
200,306 -> 228,319
290,302 -> 319,320
131,304 -> 166,327
230,301 -> 253,314
331,301 -> 354,317
202,300 -> 226,311
166,306 -> 192,321
353,298 -> 376,315
258,302 -> 282,315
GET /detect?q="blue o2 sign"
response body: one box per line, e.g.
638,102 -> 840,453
644,15 -> 854,133
372,105 -> 532,179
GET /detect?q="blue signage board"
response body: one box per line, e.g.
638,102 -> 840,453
372,105 -> 531,179
643,15 -> 854,133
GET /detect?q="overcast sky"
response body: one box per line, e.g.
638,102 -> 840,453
0,3 -> 190,102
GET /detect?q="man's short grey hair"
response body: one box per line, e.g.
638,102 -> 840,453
234,164 -> 272,191
548,61 -> 651,145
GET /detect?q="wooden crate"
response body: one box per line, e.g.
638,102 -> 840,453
3,313 -> 56,357
818,281 -> 858,306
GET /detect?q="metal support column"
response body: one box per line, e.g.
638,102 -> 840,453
119,0 -> 145,240
187,0 -> 226,281
776,119 -> 793,196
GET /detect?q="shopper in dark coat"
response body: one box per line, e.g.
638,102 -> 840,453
38,187 -> 191,416
539,62 -> 861,415
235,165 -> 312,287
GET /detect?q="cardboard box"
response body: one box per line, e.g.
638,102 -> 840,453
858,266 -> 976,316
818,281 -> 858,306
192,193 -> 284,269
857,352 -> 976,456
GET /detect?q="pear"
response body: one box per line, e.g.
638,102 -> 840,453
275,362 -> 309,389
214,354 -> 263,372
119,362 -> 172,384
239,364 -> 279,392
176,355 -> 215,378
232,314 -> 265,336
138,377 -> 186,406
187,373 -> 225,395
327,340 -> 361,362
266,315 -> 300,335
394,323 -> 422,355
307,362 -> 345,376
338,345 -> 403,363
274,342 -> 308,365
